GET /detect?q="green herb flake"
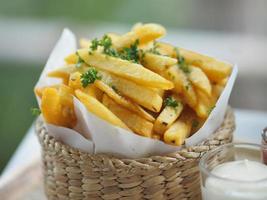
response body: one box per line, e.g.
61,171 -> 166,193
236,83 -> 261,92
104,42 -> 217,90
76,55 -> 84,68
192,119 -> 199,128
207,105 -> 216,114
90,38 -> 99,51
175,48 -> 191,73
31,107 -> 41,116
111,85 -> 119,93
148,41 -> 161,55
164,97 -> 179,108
80,68 -> 102,87
120,39 -> 140,63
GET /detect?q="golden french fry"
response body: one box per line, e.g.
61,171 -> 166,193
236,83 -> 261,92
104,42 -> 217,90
153,96 -> 184,135
75,90 -> 129,130
47,70 -> 69,85
163,111 -> 193,146
154,88 -> 165,98
163,65 -> 197,108
95,80 -> 155,122
77,50 -> 174,90
69,72 -> 83,90
178,48 -> 232,82
41,88 -> 62,125
34,85 -> 60,98
194,89 -> 215,119
34,87 -> 43,98
111,23 -> 165,50
48,65 -> 88,81
212,84 -> 224,100
102,95 -> 153,137
111,31 -> 138,50
138,41 -> 154,52
132,23 -> 166,44
79,38 -> 91,48
157,42 -> 176,57
41,87 -> 76,128
100,71 -> 163,112
65,54 -> 78,64
142,52 -> 177,73
58,85 -> 77,126
188,66 -> 212,96
218,77 -> 228,87
82,84 -> 103,101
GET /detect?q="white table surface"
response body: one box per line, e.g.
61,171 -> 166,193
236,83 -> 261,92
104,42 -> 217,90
1,108 -> 267,186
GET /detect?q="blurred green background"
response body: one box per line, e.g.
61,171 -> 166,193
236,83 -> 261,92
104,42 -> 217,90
0,0 -> 267,172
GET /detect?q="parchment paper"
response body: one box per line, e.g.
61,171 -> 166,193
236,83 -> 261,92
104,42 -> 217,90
35,28 -> 237,158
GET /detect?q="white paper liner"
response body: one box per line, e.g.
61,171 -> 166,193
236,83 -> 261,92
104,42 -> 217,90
35,28 -> 238,158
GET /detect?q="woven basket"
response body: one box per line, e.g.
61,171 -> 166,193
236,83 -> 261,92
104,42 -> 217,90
36,107 -> 235,200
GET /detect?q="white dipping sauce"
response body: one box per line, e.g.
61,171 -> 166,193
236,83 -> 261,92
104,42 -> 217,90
203,160 -> 267,200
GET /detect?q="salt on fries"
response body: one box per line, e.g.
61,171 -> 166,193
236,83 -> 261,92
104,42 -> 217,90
35,23 -> 232,146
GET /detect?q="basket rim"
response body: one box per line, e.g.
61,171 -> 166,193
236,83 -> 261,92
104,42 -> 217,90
36,107 -> 235,166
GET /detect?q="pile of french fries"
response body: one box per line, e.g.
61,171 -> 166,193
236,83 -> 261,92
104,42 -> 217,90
35,23 -> 232,146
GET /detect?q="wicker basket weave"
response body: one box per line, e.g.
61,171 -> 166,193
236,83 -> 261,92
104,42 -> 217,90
36,107 -> 235,200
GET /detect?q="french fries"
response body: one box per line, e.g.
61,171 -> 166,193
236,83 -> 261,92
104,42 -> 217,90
47,70 -> 69,85
178,48 -> 232,82
77,50 -> 174,90
41,86 -> 76,128
195,89 -> 215,119
163,65 -> 197,108
163,111 -> 193,146
94,80 -> 155,122
142,53 -> 177,73
102,95 -> 153,137
132,23 -> 166,44
36,22 -> 232,146
157,42 -> 176,57
75,90 -> 129,130
153,95 -> 184,135
98,71 -> 163,112
188,66 -> 212,96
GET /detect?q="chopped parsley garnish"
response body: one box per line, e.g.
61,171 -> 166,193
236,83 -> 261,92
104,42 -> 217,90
80,68 -> 102,87
207,105 -> 216,114
139,49 -> 146,62
31,107 -> 41,116
90,38 -> 99,51
89,35 -> 141,62
192,119 -> 199,128
100,35 -> 118,56
111,85 -> 119,93
89,35 -> 119,57
75,54 -> 85,68
164,97 -> 179,108
148,41 -> 161,55
175,48 -> 190,73
120,40 -> 140,63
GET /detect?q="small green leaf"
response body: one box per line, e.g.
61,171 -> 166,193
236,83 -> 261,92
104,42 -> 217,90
31,107 -> 41,116
175,47 -> 191,73
207,105 -> 216,114
164,97 -> 179,108
90,38 -> 99,51
119,39 -> 140,63
80,68 -> 102,87
76,56 -> 84,68
192,119 -> 199,128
